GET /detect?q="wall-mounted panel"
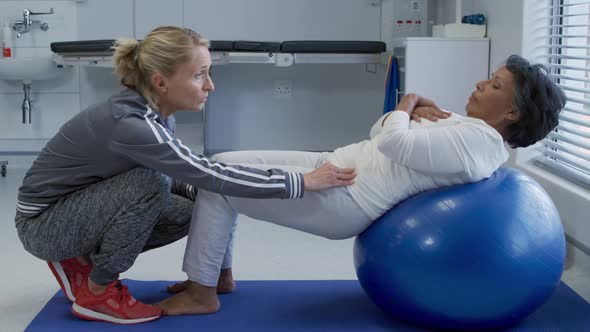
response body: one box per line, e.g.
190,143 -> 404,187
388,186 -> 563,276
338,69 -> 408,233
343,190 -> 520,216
76,0 -> 133,39
135,0 -> 183,39
183,0 -> 381,41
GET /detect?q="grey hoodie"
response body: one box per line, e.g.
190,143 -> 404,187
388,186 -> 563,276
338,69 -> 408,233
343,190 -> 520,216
17,89 -> 303,216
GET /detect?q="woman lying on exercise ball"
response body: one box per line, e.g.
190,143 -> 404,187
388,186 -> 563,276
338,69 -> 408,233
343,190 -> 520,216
158,55 -> 566,316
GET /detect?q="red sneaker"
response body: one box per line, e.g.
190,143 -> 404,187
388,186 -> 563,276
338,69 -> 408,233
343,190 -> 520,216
72,280 -> 162,324
48,258 -> 92,302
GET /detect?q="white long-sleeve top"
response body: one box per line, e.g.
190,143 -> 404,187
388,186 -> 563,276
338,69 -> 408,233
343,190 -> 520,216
326,111 -> 509,220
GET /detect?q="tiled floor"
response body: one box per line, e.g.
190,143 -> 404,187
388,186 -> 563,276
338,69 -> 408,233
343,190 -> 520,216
1,155 -> 588,332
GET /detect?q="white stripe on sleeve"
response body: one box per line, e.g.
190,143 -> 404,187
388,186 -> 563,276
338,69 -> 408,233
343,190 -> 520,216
143,107 -> 286,189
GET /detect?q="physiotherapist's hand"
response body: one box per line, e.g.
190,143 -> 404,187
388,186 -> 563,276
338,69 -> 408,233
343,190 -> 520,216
411,106 -> 451,122
303,162 -> 356,191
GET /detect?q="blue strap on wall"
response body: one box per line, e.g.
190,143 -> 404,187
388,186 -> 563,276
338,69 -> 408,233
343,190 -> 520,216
383,56 -> 400,115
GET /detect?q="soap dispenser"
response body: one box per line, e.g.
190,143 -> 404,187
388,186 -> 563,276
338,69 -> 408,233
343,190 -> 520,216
2,19 -> 14,58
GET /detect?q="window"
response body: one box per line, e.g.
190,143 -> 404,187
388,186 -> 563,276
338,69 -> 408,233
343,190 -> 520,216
533,0 -> 590,187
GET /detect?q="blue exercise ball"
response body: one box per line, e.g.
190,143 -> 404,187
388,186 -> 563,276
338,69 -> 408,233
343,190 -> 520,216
354,168 -> 565,331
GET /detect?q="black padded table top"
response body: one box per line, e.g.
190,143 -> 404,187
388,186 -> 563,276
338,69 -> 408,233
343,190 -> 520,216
281,41 -> 386,53
50,39 -> 115,54
51,40 -> 386,55
50,40 -> 235,54
232,41 -> 281,52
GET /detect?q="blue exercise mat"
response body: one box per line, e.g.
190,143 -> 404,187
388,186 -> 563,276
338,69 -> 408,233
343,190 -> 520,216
26,280 -> 590,331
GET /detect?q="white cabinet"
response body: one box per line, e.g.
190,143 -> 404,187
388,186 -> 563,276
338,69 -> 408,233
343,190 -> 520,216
396,38 -> 490,115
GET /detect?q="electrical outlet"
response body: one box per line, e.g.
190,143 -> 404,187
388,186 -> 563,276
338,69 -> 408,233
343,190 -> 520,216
273,80 -> 292,99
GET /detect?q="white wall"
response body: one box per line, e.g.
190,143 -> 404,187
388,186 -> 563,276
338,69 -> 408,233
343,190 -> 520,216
431,0 -> 524,73
0,0 -> 386,154
401,38 -> 489,115
470,0 -> 524,72
431,0 -> 477,25
2,0 -> 585,256
184,0 -> 381,41
0,0 -> 529,155
0,0 -> 135,152
75,0 -> 133,110
0,0 -> 79,152
204,64 -> 385,153
0,0 -> 586,272
183,0 -> 385,153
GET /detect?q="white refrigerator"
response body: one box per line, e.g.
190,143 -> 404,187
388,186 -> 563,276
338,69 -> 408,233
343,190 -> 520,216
395,37 -> 490,115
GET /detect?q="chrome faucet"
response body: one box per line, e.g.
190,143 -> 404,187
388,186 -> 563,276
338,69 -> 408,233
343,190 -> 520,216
12,8 -> 54,38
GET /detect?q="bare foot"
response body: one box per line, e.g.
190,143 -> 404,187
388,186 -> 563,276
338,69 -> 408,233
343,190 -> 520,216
166,280 -> 190,294
217,268 -> 236,294
216,279 -> 236,294
167,268 -> 236,294
157,282 -> 220,316
167,279 -> 235,294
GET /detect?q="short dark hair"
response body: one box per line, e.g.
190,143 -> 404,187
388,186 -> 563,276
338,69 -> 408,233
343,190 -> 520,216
504,54 -> 566,148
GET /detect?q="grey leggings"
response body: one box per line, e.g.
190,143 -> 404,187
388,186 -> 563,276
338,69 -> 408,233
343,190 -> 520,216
15,167 -> 193,285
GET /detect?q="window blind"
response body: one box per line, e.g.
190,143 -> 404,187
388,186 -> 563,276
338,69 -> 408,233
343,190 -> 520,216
533,0 -> 590,187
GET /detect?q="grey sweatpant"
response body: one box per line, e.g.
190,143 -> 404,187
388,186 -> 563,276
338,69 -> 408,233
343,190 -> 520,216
182,150 -> 372,287
15,167 -> 193,285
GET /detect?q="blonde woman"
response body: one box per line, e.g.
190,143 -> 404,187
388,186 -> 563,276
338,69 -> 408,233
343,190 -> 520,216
14,26 -> 355,325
